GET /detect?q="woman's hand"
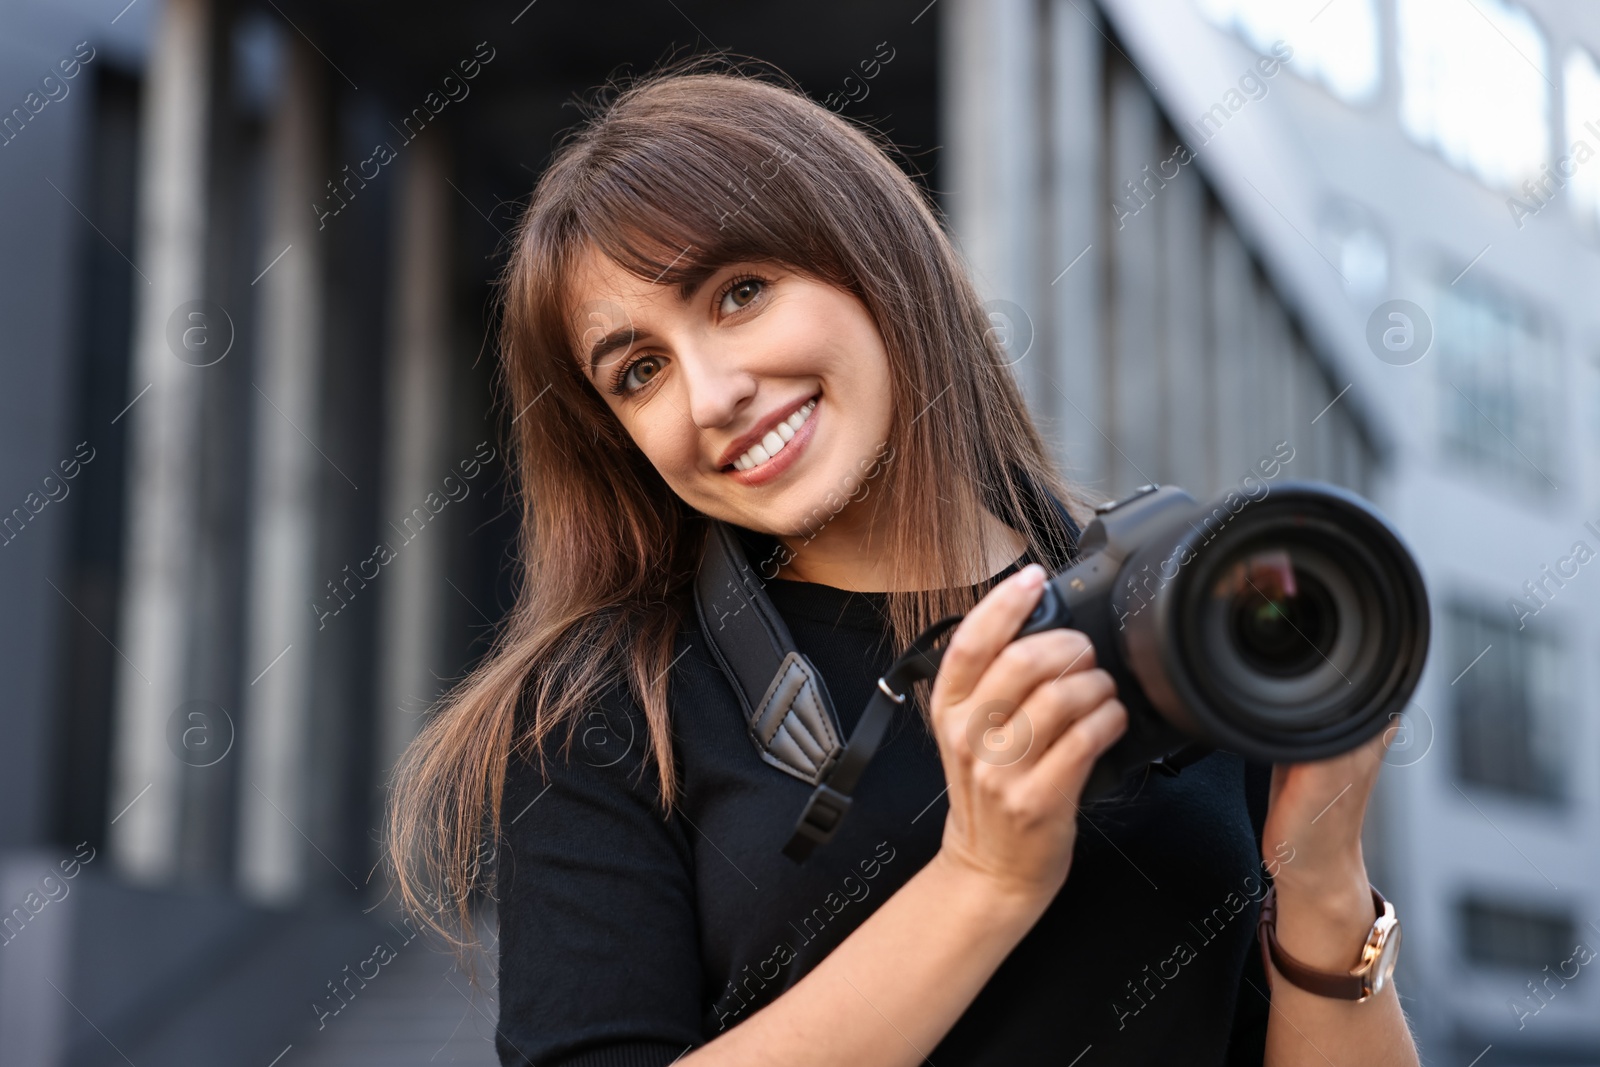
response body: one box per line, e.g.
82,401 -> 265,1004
927,563 -> 1128,905
1256,711 -> 1420,1066
1261,727 -> 1393,971
676,566 -> 1129,1066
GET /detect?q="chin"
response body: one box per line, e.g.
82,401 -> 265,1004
774,476 -> 873,538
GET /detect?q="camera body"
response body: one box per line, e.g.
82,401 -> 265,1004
1015,481 -> 1430,797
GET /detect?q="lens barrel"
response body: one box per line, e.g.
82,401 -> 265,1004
1114,482 -> 1429,763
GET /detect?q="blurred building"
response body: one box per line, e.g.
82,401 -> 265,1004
1114,4 -> 1597,1063
0,0 -> 1593,1064
956,1 -> 1599,1063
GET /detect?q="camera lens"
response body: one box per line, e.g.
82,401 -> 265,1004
1189,534 -> 1383,737
1224,555 -> 1339,678
1112,483 -> 1430,764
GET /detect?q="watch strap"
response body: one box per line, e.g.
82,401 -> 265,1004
1258,883 -> 1387,1000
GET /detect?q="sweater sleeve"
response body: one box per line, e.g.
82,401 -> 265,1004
495,683 -> 704,1067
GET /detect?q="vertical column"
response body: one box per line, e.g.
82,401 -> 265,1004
1235,269 -> 1264,473
108,0 -> 213,882
1047,0 -> 1106,488
1255,295 -> 1293,462
1294,342 -> 1330,481
1161,147 -> 1210,496
1105,63 -> 1164,499
236,37 -> 326,903
374,131 -> 452,790
941,0 -> 1046,407
1208,221 -> 1250,489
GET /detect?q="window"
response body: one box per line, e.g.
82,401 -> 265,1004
1398,0 -> 1551,190
1320,200 -> 1388,299
1335,227 -> 1388,298
1449,602 -> 1565,802
1435,279 -> 1559,491
1460,896 -> 1576,969
1592,346 -> 1600,499
1563,47 -> 1600,233
1196,0 -> 1380,103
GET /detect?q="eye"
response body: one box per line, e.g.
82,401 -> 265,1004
609,354 -> 663,397
719,276 -> 765,315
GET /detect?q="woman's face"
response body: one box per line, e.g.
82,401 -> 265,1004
567,251 -> 895,540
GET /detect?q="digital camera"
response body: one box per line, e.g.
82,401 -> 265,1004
1014,481 -> 1430,797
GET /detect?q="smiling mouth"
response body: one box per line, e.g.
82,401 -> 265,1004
724,397 -> 818,472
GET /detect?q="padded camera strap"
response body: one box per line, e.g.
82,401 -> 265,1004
693,522 -> 845,787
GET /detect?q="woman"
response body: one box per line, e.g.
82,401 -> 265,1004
386,66 -> 1418,1066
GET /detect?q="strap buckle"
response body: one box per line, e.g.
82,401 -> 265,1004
782,784 -> 854,863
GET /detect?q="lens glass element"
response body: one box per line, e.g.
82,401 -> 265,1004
1217,550 -> 1340,678
1186,536 -> 1375,734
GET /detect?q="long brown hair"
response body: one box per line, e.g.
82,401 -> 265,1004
385,61 -> 1089,948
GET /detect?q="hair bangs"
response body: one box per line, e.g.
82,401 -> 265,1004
552,110 -> 857,310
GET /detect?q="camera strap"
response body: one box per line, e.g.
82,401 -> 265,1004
693,520 -> 849,788
691,481 -> 1088,862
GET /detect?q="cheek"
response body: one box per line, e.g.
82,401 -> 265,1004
624,405 -> 704,481
840,346 -> 893,434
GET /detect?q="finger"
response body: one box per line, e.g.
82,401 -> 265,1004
973,668 -> 1115,771
965,627 -> 1097,732
948,629 -> 1095,767
932,564 -> 1047,707
1362,727 -> 1393,761
1025,699 -> 1128,807
1348,731 -> 1390,792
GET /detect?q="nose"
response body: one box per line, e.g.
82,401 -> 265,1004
679,340 -> 756,433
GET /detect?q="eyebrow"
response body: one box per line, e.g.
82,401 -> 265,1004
586,326 -> 642,379
579,263 -> 752,378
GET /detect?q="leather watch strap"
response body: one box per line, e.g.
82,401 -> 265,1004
1258,883 -> 1387,1000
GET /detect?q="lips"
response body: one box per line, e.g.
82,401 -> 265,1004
716,393 -> 820,471
718,394 -> 821,488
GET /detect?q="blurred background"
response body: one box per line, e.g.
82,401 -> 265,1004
1,0 -> 1596,1063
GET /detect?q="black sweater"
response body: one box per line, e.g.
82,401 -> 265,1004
496,554 -> 1274,1066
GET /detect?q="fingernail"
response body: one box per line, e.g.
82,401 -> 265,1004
1019,563 -> 1046,586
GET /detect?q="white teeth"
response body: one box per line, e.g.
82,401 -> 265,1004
731,398 -> 817,472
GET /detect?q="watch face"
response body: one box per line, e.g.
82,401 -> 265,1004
1370,921 -> 1402,995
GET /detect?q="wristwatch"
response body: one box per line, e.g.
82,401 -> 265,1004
1257,883 -> 1401,1002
